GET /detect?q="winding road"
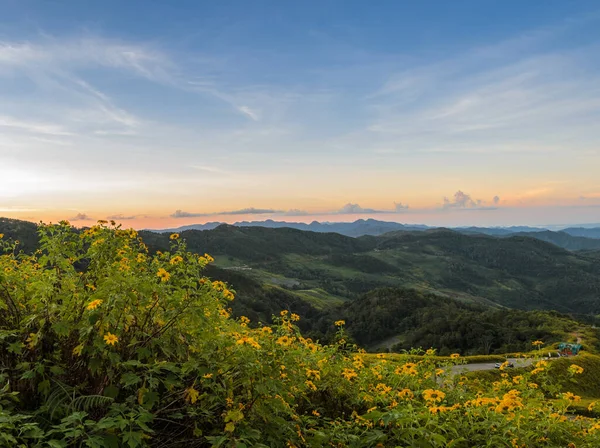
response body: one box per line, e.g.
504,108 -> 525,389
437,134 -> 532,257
450,358 -> 535,375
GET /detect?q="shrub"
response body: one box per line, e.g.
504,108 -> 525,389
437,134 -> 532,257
1,223 -> 600,447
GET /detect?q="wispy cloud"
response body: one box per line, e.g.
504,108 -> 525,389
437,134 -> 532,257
171,207 -> 286,218
69,212 -> 92,221
0,115 -> 73,136
106,214 -> 138,220
337,203 -> 383,214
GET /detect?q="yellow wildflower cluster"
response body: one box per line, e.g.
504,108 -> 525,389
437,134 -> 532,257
86,299 -> 103,310
157,268 -> 171,282
342,368 -> 358,381
395,362 -> 418,376
236,336 -> 261,350
495,390 -> 524,413
569,364 -> 584,375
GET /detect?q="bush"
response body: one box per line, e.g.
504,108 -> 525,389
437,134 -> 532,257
2,223 -> 600,447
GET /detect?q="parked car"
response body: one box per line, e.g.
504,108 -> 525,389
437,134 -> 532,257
494,361 -> 515,369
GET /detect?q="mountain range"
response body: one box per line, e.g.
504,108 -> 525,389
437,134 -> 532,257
154,218 -> 600,238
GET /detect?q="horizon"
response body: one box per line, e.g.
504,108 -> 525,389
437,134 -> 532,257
3,213 -> 600,232
2,1 -> 600,227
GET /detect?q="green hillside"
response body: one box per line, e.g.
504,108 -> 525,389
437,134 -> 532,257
137,225 -> 600,314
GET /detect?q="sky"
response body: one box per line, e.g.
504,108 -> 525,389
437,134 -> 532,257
1,0 -> 600,229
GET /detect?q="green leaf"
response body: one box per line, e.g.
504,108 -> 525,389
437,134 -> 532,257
38,379 -> 51,396
103,385 -> 119,399
120,373 -> 141,388
8,342 -> 23,355
123,431 -> 143,448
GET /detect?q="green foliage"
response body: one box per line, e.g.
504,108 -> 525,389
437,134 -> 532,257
3,224 -> 600,445
341,287 -> 592,355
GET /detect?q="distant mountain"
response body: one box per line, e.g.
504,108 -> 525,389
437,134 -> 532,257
154,218 -> 429,236
153,219 -> 600,251
456,226 -> 546,236
510,231 -> 600,251
562,227 -> 600,239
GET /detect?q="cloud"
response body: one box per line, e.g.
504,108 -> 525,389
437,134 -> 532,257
238,106 -> 260,121
442,191 -> 499,211
394,202 -> 409,212
70,213 -> 92,221
171,207 -> 284,218
337,203 -> 383,214
221,207 -> 279,215
443,191 -> 478,209
281,209 -> 310,216
106,214 -> 137,220
0,115 -> 73,136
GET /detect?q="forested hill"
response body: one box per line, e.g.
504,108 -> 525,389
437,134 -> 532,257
4,217 -> 600,315
135,225 -> 600,314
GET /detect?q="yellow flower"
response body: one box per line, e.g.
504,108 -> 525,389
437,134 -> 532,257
204,253 -> 214,263
312,410 -> 320,417
341,368 -> 358,381
157,268 -> 171,282
568,364 -> 584,375
240,316 -> 250,325
305,369 -> 321,381
334,320 -> 345,327
223,289 -> 235,300
103,332 -> 119,346
562,392 -> 581,402
532,340 -> 544,346
450,353 -> 460,358
25,333 -> 38,350
395,363 -> 418,376
72,344 -> 84,356
261,326 -> 273,334
422,389 -> 445,403
185,387 -> 199,404
170,233 -> 180,240
86,299 -> 103,310
203,373 -> 213,379
397,389 -> 414,400
375,383 -> 392,395
291,313 -> 300,322
280,310 -> 289,317
236,336 -> 261,349
276,335 -> 294,346
169,255 -> 183,265
305,380 -> 317,391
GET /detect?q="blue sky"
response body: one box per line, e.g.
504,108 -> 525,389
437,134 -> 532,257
1,0 -> 600,227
